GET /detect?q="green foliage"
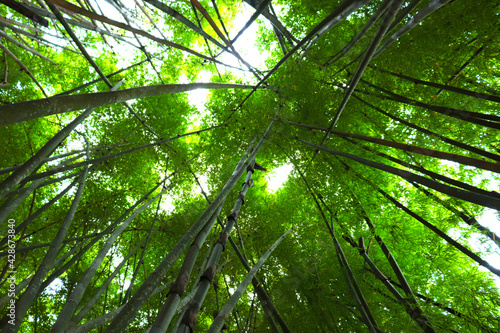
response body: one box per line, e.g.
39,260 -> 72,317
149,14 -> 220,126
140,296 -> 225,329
0,0 -> 499,332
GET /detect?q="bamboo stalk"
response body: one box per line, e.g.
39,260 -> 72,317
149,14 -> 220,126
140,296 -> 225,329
0,80 -> 124,201
46,0 -> 229,65
317,0 -> 404,151
287,121 -> 500,173
352,94 -> 500,162
369,65 -> 500,103
373,0 -> 453,58
293,135 -> 500,211
150,204 -> 223,333
4,165 -> 89,332
0,82 -> 262,126
207,225 -> 297,333
324,0 -> 394,66
177,159 -> 257,332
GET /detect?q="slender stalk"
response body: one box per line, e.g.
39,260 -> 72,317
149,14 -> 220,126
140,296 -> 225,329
150,204 -> 223,333
337,157 -> 500,277
0,41 -> 48,97
66,238 -> 148,329
55,61 -> 147,96
293,136 -> 500,210
0,152 -> 84,225
369,65 -> 500,103
332,135 -> 500,248
332,234 -> 378,333
410,182 -> 500,249
359,78 -> 500,129
3,164 -> 89,332
373,0 -> 453,58
211,0 -> 230,38
358,247 -> 436,332
287,121 -> 500,173
317,0 -> 404,149
324,0 -> 394,66
336,134 -> 500,200
155,114 -> 272,333
50,180 -> 175,331
302,0 -> 372,54
121,185 -> 166,304
0,230 -> 115,257
0,83 -> 262,126
0,176 -> 49,225
67,282 -> 173,333
2,0 -> 48,25
241,0 -> 298,44
143,0 -> 229,52
207,225 -> 297,333
225,0 -> 273,51
0,29 -> 56,64
352,94 -> 500,162
373,185 -> 500,277
0,80 -> 124,200
46,0 -> 231,64
226,1 -> 374,120
134,0 -> 169,40
436,46 -> 485,97
20,124 -> 228,183
190,0 -> 261,77
388,0 -> 422,31
361,212 -> 435,331
283,146 -> 379,332
0,142 -> 131,176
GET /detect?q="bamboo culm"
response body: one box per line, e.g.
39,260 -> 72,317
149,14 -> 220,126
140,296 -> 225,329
105,112 -> 277,332
293,136 -> 500,211
3,164 -> 89,332
207,226 -> 297,333
176,160 -> 257,332
150,204 -> 224,333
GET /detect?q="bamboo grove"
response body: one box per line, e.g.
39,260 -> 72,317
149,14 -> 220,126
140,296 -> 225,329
0,0 -> 499,331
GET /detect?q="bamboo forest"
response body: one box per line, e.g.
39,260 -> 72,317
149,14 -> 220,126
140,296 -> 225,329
1,0 -> 500,331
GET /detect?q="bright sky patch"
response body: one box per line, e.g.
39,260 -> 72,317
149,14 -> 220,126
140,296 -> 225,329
267,163 -> 293,192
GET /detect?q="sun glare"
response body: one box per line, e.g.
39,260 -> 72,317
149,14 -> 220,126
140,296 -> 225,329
186,7 -> 270,123
267,163 -> 293,192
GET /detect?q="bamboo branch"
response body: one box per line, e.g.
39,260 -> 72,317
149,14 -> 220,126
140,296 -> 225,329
0,41 -> 48,97
4,164 -> 89,332
207,225 -> 297,333
293,135 -> 500,211
287,121 -> 500,173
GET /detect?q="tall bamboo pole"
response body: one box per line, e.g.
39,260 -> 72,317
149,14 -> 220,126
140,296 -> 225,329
176,159 -> 257,332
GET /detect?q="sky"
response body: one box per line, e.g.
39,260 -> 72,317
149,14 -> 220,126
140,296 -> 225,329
184,4 -> 294,196
162,4 -> 294,209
